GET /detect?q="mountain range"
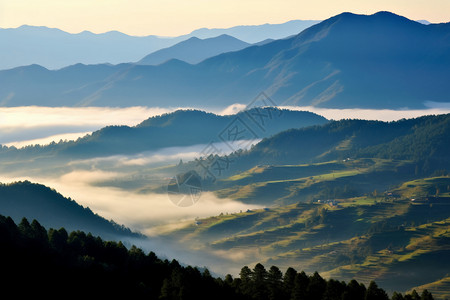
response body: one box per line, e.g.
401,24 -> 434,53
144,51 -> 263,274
1,12 -> 449,109
187,20 -> 320,43
0,108 -> 328,160
1,109 -> 450,296
181,113 -> 450,202
0,20 -> 318,70
160,113 -> 450,295
138,35 -> 251,65
2,10 -> 449,298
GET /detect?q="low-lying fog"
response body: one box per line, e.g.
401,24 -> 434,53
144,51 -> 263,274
2,103 -> 450,147
0,140 -> 263,231
2,103 -> 450,230
2,103 -> 450,275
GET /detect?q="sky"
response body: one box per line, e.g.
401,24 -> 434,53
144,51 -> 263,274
0,0 -> 449,36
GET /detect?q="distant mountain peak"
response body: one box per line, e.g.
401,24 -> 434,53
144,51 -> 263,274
2,11 -> 449,109
186,36 -> 201,41
138,34 -> 250,65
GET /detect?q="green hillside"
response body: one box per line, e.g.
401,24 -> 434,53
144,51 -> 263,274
410,276 -> 450,300
222,114 -> 450,170
161,175 -> 450,295
212,158 -> 416,205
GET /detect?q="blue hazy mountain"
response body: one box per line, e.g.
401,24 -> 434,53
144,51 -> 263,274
187,20 -> 320,43
0,20 -> 318,70
1,12 -> 449,109
0,25 -> 183,70
138,35 -> 251,65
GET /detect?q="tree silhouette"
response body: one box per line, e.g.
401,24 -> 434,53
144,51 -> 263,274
0,214 -> 434,300
267,265 -> 283,300
365,281 -> 389,300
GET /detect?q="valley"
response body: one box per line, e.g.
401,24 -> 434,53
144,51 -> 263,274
1,7 -> 450,299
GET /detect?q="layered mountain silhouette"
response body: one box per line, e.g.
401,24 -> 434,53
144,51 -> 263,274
0,108 -> 328,159
138,35 -> 251,65
188,20 -> 320,43
1,12 -> 449,108
0,181 -> 139,240
231,113 -> 450,169
0,25 -> 181,70
0,20 -> 317,70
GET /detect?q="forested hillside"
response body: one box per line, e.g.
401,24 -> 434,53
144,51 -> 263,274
0,215 -> 434,299
0,181 -> 139,240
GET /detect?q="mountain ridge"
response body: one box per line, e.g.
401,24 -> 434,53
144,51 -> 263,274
1,11 -> 449,109
0,108 -> 328,159
0,180 -> 140,240
0,19 -> 318,70
138,34 -> 251,65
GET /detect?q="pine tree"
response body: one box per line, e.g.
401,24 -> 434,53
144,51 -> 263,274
252,263 -> 268,300
267,266 -> 283,300
239,266 -> 253,297
283,267 -> 298,300
343,279 -> 366,300
420,290 -> 434,300
365,281 -> 389,300
291,271 -> 309,300
307,271 -> 327,300
392,292 -> 405,300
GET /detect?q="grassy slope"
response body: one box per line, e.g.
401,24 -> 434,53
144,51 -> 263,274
410,276 -> 450,300
213,158 -> 417,205
162,173 -> 450,295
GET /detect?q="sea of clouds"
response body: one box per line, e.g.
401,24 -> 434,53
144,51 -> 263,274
2,104 -> 450,147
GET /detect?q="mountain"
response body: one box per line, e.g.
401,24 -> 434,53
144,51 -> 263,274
163,174 -> 450,295
1,12 -> 449,109
0,180 -> 139,240
0,108 -> 328,160
0,20 -> 318,70
187,20 -> 320,43
178,113 -> 450,204
138,35 -> 251,65
218,113 -> 450,173
0,25 -> 184,70
158,114 -> 450,295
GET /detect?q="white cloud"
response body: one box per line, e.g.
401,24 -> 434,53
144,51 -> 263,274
0,106 -> 178,145
280,105 -> 450,121
218,103 -> 247,115
4,131 -> 92,148
3,105 -> 450,147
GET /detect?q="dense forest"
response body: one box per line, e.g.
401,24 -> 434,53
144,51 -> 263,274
0,214 -> 435,299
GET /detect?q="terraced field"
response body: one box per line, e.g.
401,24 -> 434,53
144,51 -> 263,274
213,158 -> 417,204
161,170 -> 450,296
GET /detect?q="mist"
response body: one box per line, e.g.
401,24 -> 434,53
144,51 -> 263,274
0,106 -> 175,145
3,104 -> 450,147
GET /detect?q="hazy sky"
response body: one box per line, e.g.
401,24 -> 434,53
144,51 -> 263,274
0,0 -> 448,36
